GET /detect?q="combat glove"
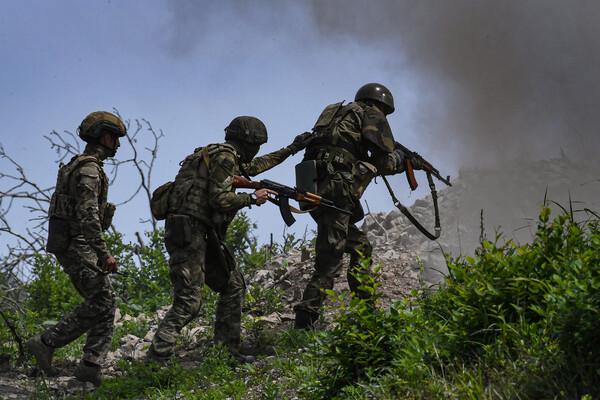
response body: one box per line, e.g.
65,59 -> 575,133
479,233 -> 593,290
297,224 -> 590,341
287,131 -> 313,154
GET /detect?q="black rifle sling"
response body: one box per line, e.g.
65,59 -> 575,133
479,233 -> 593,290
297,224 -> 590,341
380,173 -> 441,240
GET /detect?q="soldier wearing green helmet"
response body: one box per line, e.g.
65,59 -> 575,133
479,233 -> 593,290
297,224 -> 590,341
27,111 -> 126,386
147,116 -> 311,364
294,83 -> 421,329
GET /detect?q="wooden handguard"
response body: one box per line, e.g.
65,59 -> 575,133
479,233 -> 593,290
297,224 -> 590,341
297,192 -> 322,205
405,159 -> 419,191
232,175 -> 260,190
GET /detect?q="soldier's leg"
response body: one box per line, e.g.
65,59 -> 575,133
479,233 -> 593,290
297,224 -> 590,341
150,219 -> 206,358
42,244 -> 115,365
294,211 -> 350,325
214,268 -> 245,351
346,224 -> 374,299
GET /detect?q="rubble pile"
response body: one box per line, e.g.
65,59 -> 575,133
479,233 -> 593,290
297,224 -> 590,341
363,156 -> 600,283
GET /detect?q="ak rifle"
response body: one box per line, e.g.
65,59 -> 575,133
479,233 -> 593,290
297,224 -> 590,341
232,176 -> 351,226
395,141 -> 451,190
381,141 -> 452,240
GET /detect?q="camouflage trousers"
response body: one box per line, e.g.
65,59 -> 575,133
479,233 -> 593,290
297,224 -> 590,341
294,209 -> 373,317
42,236 -> 116,366
150,215 -> 245,357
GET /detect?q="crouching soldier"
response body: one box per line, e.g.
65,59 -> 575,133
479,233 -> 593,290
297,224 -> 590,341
147,116 -> 311,363
27,111 -> 126,386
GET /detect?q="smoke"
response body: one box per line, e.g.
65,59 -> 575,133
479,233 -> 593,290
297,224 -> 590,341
163,1 -> 298,58
307,0 -> 600,167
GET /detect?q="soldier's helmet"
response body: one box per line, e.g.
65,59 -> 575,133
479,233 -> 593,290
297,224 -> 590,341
355,83 -> 395,114
224,116 -> 268,145
78,111 -> 127,143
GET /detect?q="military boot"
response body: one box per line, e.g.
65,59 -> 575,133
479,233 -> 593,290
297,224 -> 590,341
74,361 -> 102,387
294,310 -> 319,330
26,334 -> 57,376
239,340 -> 275,357
228,347 -> 256,364
145,345 -> 171,366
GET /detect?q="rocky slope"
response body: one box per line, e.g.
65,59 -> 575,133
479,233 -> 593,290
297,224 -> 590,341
2,156 -> 597,398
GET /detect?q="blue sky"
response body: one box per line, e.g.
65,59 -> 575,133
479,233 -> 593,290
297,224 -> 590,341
2,0 -> 597,248
0,1 -> 437,246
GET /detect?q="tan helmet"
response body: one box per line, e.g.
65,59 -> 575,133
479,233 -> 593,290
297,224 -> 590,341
355,83 -> 395,114
224,116 -> 268,145
78,111 -> 127,143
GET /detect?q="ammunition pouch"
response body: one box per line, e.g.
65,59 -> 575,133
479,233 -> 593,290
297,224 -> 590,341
205,228 -> 235,293
102,202 -> 116,231
352,161 -> 378,199
46,217 -> 71,254
166,214 -> 192,248
295,160 -> 318,211
150,181 -> 173,220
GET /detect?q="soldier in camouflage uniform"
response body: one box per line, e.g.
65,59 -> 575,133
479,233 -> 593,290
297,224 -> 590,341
26,111 -> 126,386
294,83 -> 421,329
147,116 -> 311,363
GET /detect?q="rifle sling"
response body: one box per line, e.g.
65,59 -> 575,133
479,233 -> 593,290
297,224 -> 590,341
380,173 -> 441,241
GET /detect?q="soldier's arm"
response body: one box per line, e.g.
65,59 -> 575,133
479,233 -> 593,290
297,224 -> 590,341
361,105 -> 401,175
208,151 -> 253,212
243,147 -> 293,177
75,163 -> 111,262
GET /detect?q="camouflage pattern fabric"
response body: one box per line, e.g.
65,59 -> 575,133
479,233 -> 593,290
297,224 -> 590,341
150,141 -> 295,357
41,144 -> 115,366
295,101 -> 401,321
42,238 -> 115,366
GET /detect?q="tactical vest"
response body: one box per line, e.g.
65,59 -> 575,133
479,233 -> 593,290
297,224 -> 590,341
167,143 -> 237,224
48,155 -> 108,223
46,154 -> 109,253
305,101 -> 369,169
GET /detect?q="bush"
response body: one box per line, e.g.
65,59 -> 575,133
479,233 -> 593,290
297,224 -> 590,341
25,254 -> 80,320
312,207 -> 600,399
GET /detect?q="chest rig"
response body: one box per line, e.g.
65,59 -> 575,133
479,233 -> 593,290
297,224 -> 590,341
48,155 -> 108,221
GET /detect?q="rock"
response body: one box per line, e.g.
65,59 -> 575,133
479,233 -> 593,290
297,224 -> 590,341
113,308 -> 122,324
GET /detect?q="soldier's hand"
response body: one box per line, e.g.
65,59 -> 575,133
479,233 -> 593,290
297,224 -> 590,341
102,255 -> 118,274
288,131 -> 312,154
253,189 -> 276,205
409,156 -> 424,170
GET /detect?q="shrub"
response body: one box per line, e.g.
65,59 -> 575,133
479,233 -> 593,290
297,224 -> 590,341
313,207 -> 600,399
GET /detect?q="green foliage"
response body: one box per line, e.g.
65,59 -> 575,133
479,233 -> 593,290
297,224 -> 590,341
311,207 -> 600,399
225,211 -> 256,262
106,229 -> 171,314
25,254 -> 80,320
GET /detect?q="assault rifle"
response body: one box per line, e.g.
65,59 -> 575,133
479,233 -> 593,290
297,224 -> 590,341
232,175 -> 351,226
395,141 -> 451,190
380,141 -> 452,240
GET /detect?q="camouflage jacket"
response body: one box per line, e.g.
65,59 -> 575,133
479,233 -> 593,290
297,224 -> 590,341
168,142 -> 293,232
304,101 -> 403,202
48,144 -> 112,260
305,100 -> 400,175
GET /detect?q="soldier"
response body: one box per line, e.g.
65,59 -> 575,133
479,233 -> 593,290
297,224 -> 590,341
147,116 -> 311,363
294,83 -> 421,329
26,111 -> 126,386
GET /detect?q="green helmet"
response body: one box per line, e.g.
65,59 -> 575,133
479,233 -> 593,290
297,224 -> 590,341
355,83 -> 395,114
224,116 -> 268,145
78,111 -> 127,143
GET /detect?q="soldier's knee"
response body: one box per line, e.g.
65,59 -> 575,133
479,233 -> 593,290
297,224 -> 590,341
177,296 -> 202,319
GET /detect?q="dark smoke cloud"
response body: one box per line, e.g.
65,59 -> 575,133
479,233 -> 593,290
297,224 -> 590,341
308,0 -> 600,167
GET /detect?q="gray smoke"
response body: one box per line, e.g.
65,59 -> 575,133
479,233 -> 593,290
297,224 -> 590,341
308,0 -> 600,167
